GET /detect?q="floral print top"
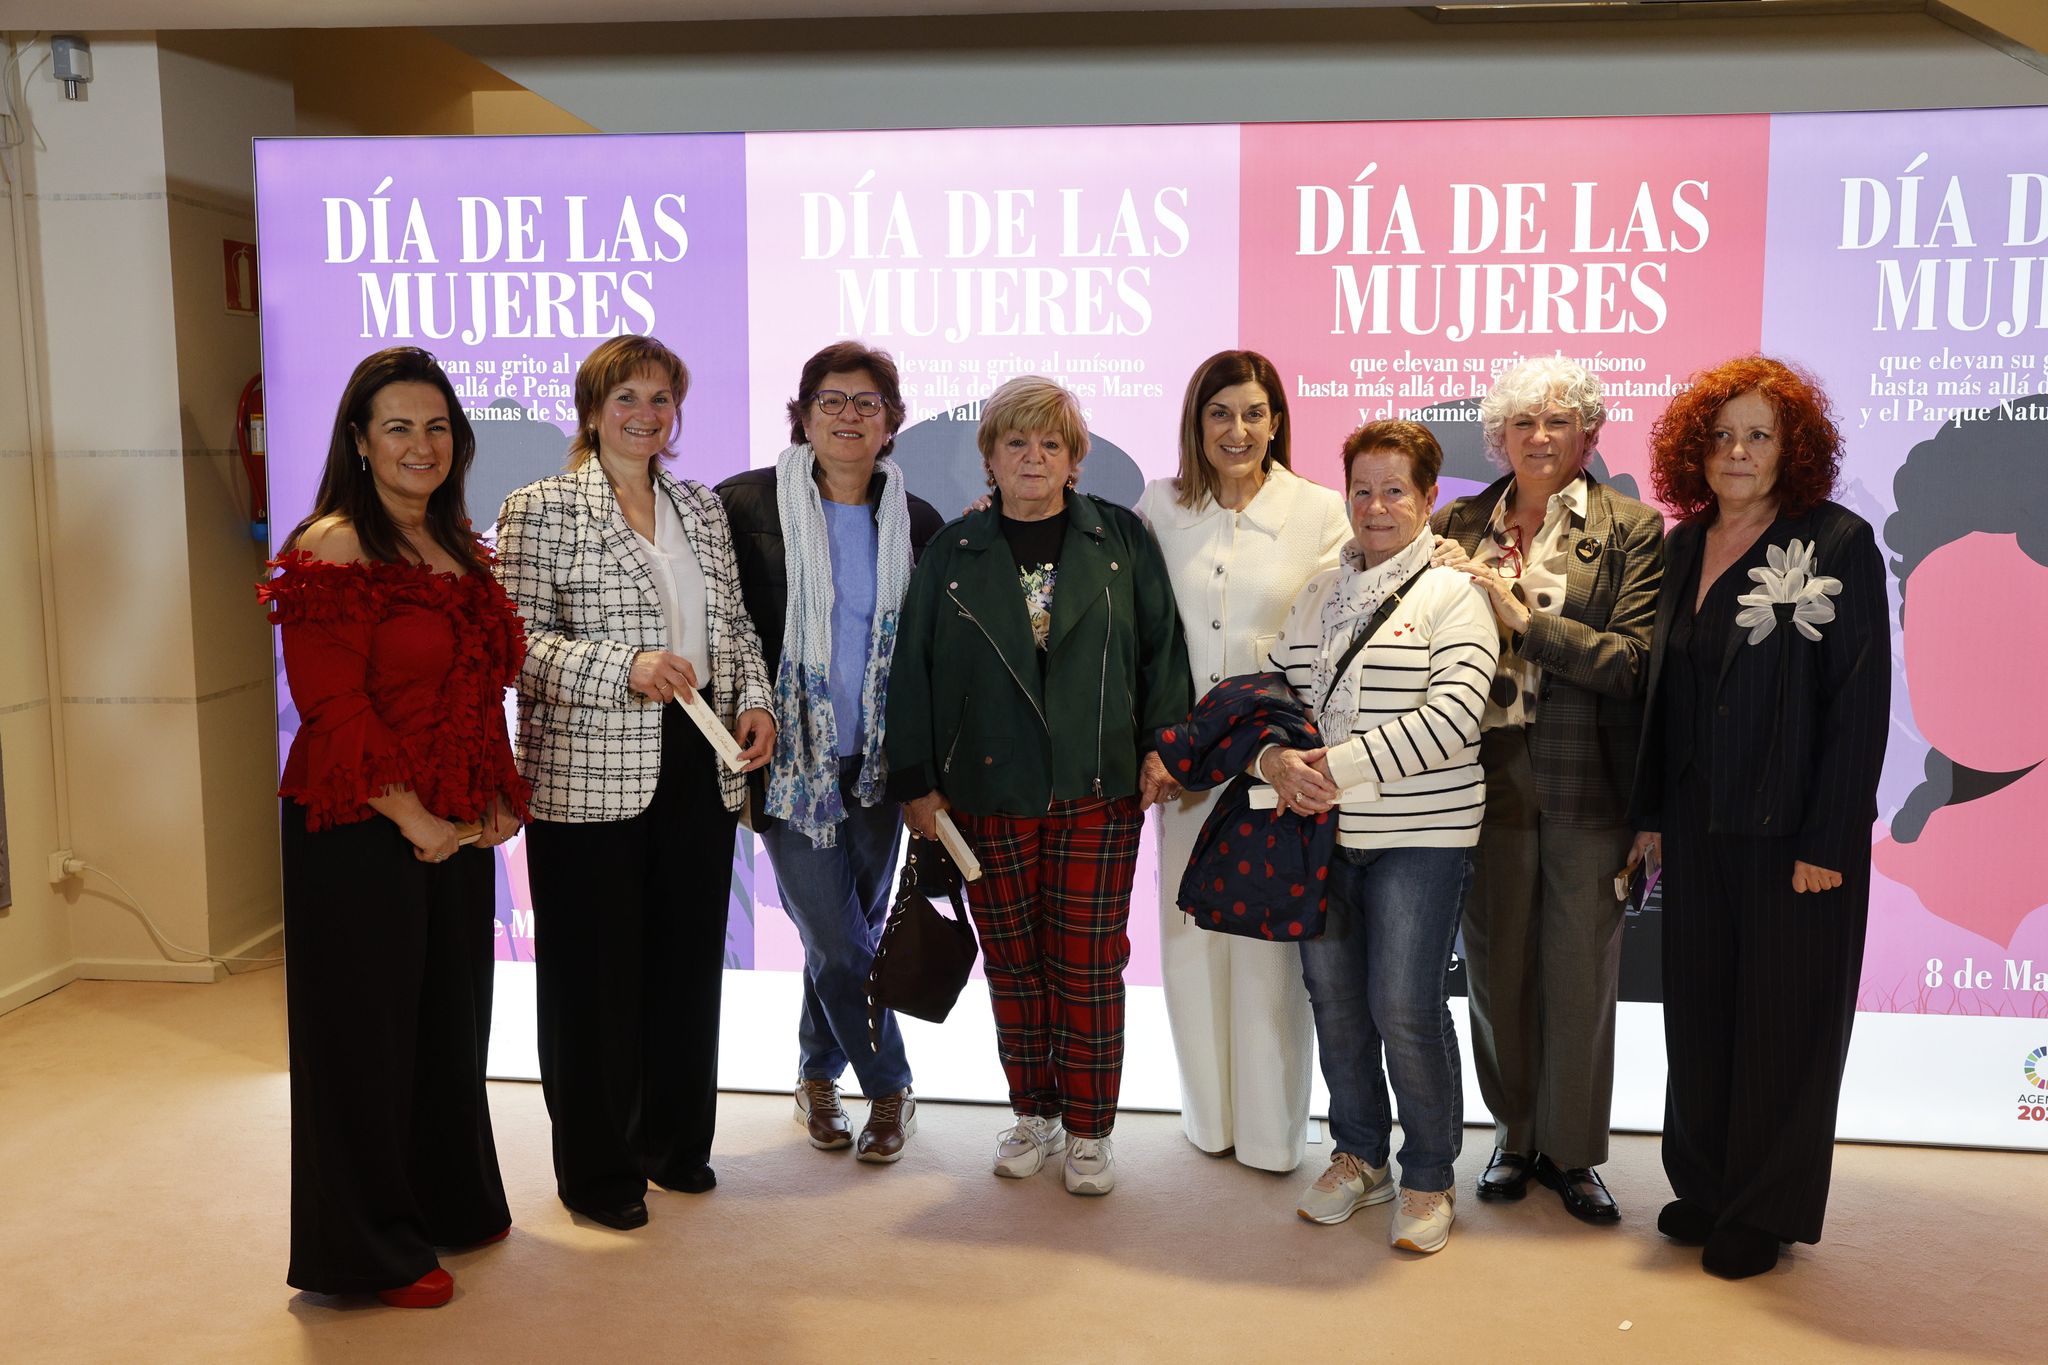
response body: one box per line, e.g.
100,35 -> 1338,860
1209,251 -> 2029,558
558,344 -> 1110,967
1019,562 -> 1059,650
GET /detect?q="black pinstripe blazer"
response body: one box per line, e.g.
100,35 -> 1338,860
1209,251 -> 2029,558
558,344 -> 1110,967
1434,473 -> 1665,828
1627,500 -> 1890,873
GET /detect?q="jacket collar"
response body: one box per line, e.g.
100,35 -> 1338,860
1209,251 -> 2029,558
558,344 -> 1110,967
956,487 -> 1109,548
574,457 -> 663,613
951,490 -> 1117,660
1482,469 -> 1593,533
1153,464 -> 1299,538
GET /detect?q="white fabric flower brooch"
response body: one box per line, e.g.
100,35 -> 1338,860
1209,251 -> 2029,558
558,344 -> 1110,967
1735,538 -> 1842,644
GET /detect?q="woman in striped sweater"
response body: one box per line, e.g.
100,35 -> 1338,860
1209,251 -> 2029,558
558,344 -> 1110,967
1259,419 -> 1498,1255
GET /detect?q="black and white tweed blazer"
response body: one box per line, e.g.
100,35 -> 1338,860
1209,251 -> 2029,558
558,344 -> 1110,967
495,460 -> 773,821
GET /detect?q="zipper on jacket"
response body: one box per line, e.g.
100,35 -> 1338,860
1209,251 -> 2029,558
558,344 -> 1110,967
946,589 -> 1050,734
943,694 -> 971,774
1093,586 -> 1110,797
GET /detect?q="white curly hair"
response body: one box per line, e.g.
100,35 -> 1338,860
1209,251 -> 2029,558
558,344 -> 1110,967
1478,355 -> 1605,472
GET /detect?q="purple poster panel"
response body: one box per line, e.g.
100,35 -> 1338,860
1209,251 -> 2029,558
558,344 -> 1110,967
254,134 -> 754,965
1763,107 -> 2048,1022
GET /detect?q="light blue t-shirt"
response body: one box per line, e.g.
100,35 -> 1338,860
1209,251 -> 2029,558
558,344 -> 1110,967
821,499 -> 878,758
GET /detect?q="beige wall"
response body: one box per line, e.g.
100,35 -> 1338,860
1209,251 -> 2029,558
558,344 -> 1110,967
160,32 -> 299,962
447,6 -> 2048,133
292,29 -> 595,137
0,121 -> 73,1013
0,28 -> 591,1015
25,35 -> 221,982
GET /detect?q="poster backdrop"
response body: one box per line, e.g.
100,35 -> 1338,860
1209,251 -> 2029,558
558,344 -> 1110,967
256,110 -> 2048,1149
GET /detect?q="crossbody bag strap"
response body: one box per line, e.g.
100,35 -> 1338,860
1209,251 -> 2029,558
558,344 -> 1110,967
1319,563 -> 1431,714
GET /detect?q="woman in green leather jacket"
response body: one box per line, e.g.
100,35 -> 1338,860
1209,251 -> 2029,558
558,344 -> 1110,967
886,375 -> 1189,1197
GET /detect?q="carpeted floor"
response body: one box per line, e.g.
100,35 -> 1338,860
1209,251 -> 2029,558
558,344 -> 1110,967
0,969 -> 2034,1363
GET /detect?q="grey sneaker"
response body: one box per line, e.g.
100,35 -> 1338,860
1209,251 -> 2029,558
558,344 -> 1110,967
994,1114 -> 1066,1178
1390,1187 -> 1456,1253
1296,1151 -> 1395,1224
1063,1136 -> 1115,1195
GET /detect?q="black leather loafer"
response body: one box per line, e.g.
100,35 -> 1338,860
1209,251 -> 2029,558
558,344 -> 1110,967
1534,1155 -> 1620,1223
563,1197 -> 649,1230
1476,1148 -> 1537,1201
651,1166 -> 717,1195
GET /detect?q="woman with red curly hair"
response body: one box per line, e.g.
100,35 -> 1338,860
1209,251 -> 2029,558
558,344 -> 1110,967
1627,356 -> 1889,1279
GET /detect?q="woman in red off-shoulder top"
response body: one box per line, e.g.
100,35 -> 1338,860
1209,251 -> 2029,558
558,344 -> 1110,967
260,347 -> 529,1309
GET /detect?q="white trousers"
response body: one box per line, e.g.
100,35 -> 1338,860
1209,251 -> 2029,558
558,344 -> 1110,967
1155,787 -> 1315,1173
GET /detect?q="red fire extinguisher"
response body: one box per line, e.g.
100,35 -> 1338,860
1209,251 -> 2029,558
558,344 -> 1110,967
237,374 -> 267,543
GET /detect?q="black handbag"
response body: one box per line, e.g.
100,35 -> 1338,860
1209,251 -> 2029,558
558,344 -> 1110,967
866,840 -> 979,1046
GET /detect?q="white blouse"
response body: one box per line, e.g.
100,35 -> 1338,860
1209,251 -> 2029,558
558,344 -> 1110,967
632,486 -> 712,688
1137,464 -> 1350,694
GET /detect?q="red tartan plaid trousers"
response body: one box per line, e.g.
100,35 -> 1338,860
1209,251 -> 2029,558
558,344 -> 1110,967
956,795 -> 1143,1140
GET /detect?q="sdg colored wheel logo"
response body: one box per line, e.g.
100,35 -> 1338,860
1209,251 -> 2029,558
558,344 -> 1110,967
2026,1047 -> 2048,1091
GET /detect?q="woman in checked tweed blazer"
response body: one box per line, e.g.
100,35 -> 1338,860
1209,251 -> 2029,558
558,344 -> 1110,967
496,335 -> 774,1232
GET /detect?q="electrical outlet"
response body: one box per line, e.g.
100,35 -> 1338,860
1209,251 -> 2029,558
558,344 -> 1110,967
47,849 -> 76,885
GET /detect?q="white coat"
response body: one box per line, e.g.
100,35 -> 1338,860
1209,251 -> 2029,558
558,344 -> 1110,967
1138,465 -> 1348,1171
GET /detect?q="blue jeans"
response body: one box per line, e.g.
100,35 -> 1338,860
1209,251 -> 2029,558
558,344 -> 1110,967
758,759 -> 913,1097
1299,844 -> 1472,1192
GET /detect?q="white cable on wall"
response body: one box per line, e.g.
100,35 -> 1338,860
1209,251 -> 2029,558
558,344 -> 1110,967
67,857 -> 284,968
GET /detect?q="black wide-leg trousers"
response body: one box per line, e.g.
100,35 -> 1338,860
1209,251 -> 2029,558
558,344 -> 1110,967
1659,773 -> 1869,1246
526,704 -> 735,1209
282,801 -> 509,1294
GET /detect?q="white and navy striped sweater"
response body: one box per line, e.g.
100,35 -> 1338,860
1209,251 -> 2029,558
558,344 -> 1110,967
1266,564 -> 1499,849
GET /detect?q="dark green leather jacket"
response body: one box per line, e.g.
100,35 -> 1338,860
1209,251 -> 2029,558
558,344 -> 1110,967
885,492 -> 1191,817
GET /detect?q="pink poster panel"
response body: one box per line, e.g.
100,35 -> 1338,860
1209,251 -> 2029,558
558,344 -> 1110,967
743,124 -> 1243,983
1239,115 -> 1771,508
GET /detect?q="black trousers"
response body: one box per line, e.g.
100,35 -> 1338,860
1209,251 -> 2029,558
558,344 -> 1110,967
526,704 -> 735,1208
282,801 -> 509,1294
1660,772 -> 1869,1245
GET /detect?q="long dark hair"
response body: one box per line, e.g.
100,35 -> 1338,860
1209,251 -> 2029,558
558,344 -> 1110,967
284,347 -> 486,572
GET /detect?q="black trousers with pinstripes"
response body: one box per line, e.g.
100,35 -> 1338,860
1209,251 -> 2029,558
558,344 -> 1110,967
1659,771 -> 1869,1246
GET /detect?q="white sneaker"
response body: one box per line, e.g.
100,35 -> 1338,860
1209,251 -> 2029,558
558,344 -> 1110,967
1064,1136 -> 1115,1195
1295,1151 -> 1396,1224
993,1114 -> 1066,1178
1390,1187 -> 1456,1253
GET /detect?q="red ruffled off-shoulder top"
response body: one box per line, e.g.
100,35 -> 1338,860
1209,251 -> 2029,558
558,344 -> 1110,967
259,551 -> 533,832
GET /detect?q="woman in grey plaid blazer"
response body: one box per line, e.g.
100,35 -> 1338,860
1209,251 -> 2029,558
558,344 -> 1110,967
495,335 -> 774,1232
1430,356 -> 1664,1226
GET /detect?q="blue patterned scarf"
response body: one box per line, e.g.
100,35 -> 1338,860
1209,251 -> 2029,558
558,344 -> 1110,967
764,443 -> 912,847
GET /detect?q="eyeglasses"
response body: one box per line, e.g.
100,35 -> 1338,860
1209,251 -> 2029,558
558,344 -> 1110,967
1490,524 -> 1525,580
813,390 -> 885,418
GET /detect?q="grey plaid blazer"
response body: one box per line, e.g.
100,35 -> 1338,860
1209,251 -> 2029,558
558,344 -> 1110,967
495,460 -> 773,821
1433,473 -> 1664,828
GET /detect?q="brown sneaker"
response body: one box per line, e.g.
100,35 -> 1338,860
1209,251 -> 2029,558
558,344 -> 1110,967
855,1088 -> 917,1164
794,1079 -> 852,1151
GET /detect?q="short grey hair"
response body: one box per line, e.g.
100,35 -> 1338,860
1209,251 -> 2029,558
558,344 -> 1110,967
1479,355 -> 1605,471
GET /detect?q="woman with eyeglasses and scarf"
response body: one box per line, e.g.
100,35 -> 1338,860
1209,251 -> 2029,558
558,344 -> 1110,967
717,342 -> 945,1164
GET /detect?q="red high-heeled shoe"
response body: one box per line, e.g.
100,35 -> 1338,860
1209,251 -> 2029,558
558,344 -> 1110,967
376,1267 -> 454,1309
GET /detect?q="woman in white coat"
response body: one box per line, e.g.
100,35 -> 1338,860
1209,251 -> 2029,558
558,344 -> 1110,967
1138,350 -> 1349,1172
